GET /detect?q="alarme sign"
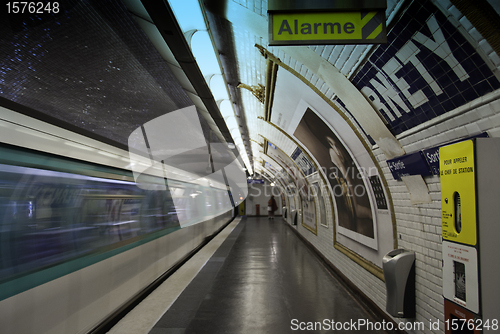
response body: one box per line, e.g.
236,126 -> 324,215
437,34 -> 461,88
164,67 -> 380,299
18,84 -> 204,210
268,0 -> 386,46
270,11 -> 386,45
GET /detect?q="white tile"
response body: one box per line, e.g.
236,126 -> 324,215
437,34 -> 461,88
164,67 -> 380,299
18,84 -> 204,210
449,5 -> 463,20
459,15 -> 473,31
465,122 -> 481,135
469,27 -> 484,42
479,39 -> 493,55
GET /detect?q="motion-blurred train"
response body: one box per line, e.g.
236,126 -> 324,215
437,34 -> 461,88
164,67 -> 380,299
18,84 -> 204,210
0,104 -> 246,334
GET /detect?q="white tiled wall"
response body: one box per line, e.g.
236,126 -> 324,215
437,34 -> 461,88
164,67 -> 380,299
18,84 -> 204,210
236,1 -> 500,332
296,92 -> 500,334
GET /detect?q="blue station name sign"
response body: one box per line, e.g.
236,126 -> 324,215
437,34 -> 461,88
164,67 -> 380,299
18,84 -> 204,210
387,133 -> 488,180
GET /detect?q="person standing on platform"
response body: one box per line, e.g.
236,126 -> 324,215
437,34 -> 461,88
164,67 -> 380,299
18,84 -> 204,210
268,195 -> 277,219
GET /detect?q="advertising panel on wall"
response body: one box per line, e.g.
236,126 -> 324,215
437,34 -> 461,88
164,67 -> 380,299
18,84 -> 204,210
266,141 -> 317,233
352,0 -> 500,135
311,180 -> 328,228
271,66 -> 395,269
263,160 -> 297,220
293,108 -> 375,243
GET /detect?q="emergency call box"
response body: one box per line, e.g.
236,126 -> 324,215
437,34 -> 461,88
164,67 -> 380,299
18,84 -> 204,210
439,138 -> 500,328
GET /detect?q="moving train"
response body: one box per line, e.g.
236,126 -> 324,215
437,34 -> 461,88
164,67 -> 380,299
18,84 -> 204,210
0,104 -> 244,334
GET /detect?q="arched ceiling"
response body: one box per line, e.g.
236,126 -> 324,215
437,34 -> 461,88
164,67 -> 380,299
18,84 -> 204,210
197,0 -> 500,178
203,0 -> 406,164
123,0 -> 410,177
3,0 -> 500,179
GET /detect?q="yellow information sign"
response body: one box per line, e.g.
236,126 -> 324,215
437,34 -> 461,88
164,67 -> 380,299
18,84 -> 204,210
439,140 -> 476,246
269,11 -> 386,46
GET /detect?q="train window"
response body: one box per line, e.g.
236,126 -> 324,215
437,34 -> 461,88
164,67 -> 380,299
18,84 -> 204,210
0,162 -> 180,283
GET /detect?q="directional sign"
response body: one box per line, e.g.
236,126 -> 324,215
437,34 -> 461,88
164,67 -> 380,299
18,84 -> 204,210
269,11 -> 386,46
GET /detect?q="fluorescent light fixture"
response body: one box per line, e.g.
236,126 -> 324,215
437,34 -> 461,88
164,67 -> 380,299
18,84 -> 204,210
16,127 -> 57,141
98,150 -> 118,158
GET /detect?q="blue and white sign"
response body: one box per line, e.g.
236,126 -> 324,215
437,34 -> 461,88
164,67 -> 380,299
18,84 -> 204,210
247,179 -> 265,184
352,0 -> 500,135
387,132 -> 488,180
386,151 -> 432,180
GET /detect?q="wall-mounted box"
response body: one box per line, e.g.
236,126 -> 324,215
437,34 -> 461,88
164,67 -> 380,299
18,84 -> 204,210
382,249 -> 415,318
440,138 -> 500,329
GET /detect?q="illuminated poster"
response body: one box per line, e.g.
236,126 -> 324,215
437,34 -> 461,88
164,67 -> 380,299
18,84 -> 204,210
291,147 -> 316,176
294,108 -> 374,239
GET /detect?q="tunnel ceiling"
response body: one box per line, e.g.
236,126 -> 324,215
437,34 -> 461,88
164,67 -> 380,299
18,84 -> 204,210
202,0 -> 407,169
201,0 -> 500,174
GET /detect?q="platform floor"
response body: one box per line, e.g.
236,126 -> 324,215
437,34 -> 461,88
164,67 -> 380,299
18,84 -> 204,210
145,217 -> 387,334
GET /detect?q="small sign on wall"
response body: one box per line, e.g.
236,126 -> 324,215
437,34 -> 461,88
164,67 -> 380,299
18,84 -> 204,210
386,151 -> 432,180
247,179 -> 265,184
369,175 -> 388,210
422,132 -> 488,176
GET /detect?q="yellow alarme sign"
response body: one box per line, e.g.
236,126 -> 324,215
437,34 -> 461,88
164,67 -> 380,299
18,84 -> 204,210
439,140 -> 476,246
269,11 -> 386,45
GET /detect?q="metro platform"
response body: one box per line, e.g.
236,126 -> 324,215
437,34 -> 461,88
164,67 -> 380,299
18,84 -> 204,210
108,217 -> 389,334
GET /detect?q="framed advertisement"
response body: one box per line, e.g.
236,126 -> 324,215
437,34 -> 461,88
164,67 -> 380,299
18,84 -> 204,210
291,104 -> 378,249
266,141 -> 317,234
311,180 -> 327,228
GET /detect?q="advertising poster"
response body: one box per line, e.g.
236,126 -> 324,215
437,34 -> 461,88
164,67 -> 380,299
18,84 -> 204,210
311,180 -> 327,228
293,108 -> 374,240
263,161 -> 297,220
266,142 -> 316,233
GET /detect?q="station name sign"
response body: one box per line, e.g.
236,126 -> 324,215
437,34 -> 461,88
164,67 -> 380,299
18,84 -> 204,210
386,132 -> 488,180
268,0 -> 387,46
